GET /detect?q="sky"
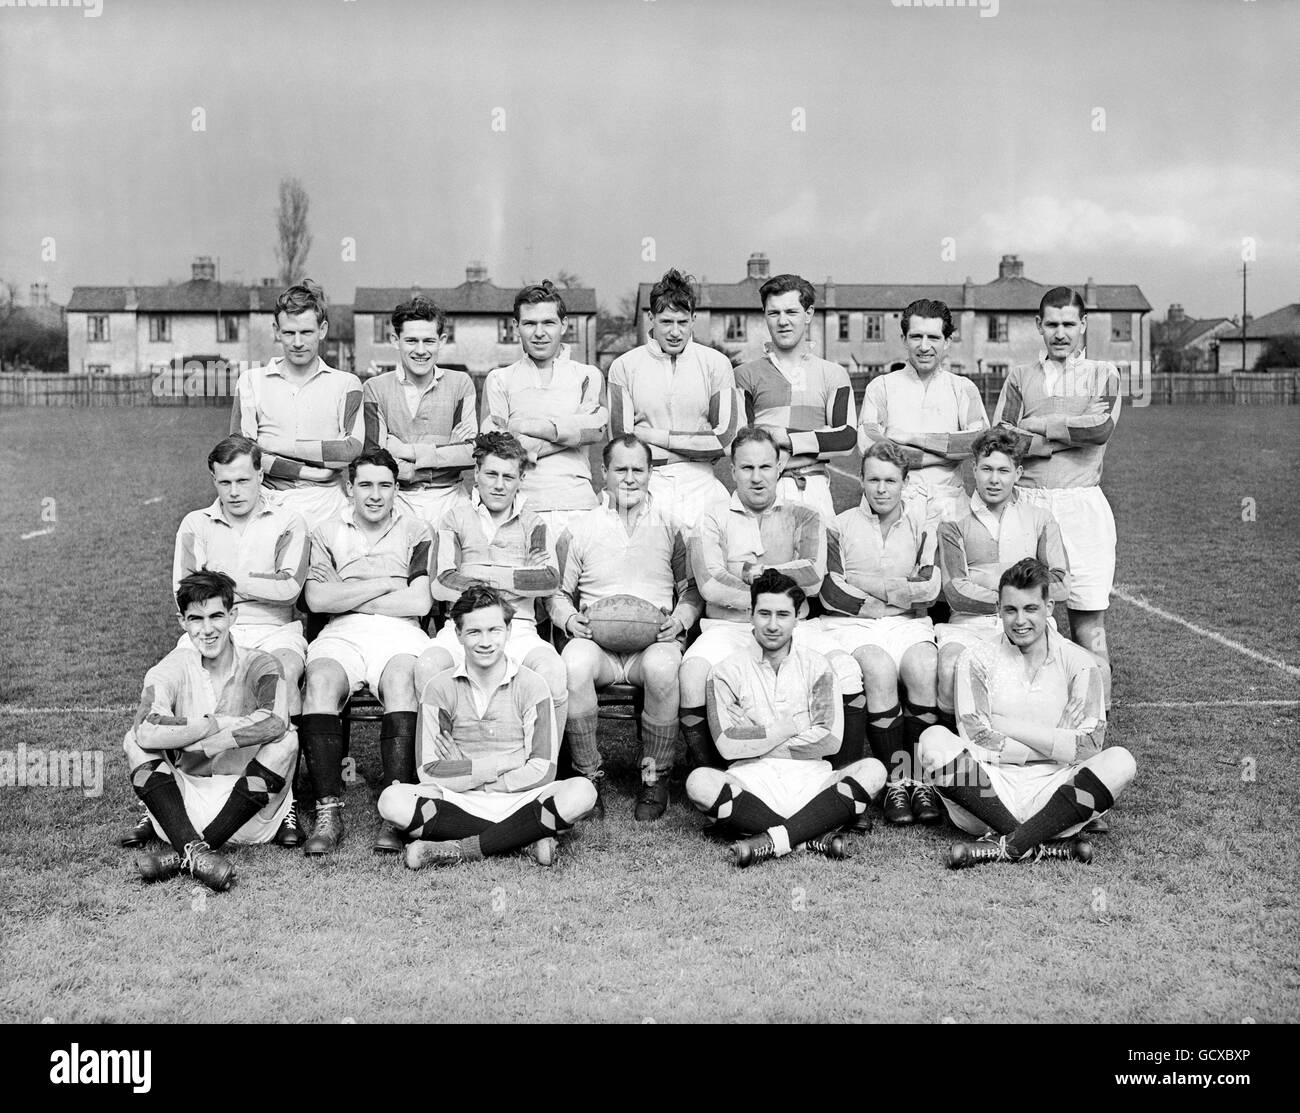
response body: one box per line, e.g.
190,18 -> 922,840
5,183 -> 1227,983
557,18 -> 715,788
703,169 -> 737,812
1,0 -> 1297,322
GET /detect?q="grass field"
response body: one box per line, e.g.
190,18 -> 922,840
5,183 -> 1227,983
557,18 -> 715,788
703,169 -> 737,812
1,403 -> 1297,1023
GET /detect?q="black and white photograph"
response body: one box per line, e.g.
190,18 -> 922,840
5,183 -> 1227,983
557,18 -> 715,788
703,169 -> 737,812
1,0 -> 1296,1056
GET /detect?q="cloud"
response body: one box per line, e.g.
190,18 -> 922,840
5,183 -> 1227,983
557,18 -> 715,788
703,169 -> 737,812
974,196 -> 1198,254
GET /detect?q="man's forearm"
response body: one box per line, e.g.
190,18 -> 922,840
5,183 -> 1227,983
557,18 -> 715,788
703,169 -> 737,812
305,579 -> 391,613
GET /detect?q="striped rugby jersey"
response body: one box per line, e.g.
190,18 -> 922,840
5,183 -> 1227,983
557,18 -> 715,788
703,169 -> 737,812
482,347 -> 607,512
307,506 -> 432,624
172,496 -> 309,626
993,353 -> 1121,489
733,346 -> 856,477
858,364 -> 988,494
362,366 -> 477,491
606,339 -> 741,466
821,496 -> 939,619
416,656 -> 556,795
548,492 -> 702,634
936,491 -> 1070,618
230,357 -> 364,491
432,491 -> 559,623
690,493 -> 826,623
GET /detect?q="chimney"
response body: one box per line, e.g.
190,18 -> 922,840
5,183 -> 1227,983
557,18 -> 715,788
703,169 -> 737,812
466,261 -> 488,283
823,276 -> 836,309
1085,276 -> 1097,309
192,255 -> 216,282
997,254 -> 1023,280
1167,303 -> 1186,323
963,275 -> 974,309
29,282 -> 42,307
746,252 -> 770,281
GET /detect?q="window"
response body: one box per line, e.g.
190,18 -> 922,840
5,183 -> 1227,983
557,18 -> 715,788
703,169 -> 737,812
498,317 -> 518,343
987,362 -> 1009,377
88,364 -> 111,376
443,318 -> 455,342
866,363 -> 885,376
949,362 -> 966,376
725,314 -> 746,342
148,315 -> 171,343
865,314 -> 883,341
988,315 -> 1008,343
1111,315 -> 1133,342
367,361 -> 398,379
838,313 -> 850,341
88,315 -> 109,342
219,315 -> 240,343
564,317 -> 578,342
950,322 -> 961,342
374,316 -> 390,344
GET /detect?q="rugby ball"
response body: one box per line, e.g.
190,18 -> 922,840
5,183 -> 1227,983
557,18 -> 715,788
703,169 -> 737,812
586,594 -> 664,653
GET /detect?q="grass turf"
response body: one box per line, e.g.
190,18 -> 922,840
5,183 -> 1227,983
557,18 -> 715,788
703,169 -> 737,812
0,403 -> 1297,1022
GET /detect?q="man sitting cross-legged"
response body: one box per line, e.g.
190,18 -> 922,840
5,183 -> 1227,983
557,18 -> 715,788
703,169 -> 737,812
918,558 -> 1136,868
125,571 -> 298,892
299,448 -> 433,856
549,434 -> 703,821
379,585 -> 597,869
686,569 -> 886,868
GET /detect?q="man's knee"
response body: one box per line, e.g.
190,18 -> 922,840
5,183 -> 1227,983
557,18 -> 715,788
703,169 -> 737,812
414,647 -> 455,693
685,766 -> 726,810
303,661 -> 348,708
122,730 -> 148,766
1086,745 -> 1136,796
679,657 -> 711,703
560,640 -> 603,690
378,782 -> 428,824
551,776 -> 597,822
524,646 -> 567,699
257,733 -> 298,776
276,650 -> 305,685
918,725 -> 963,771
899,643 -> 937,694
839,757 -> 886,796
640,645 -> 681,698
827,650 -> 863,696
853,646 -> 898,695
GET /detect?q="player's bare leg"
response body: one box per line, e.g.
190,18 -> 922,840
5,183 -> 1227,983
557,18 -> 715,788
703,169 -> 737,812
273,648 -> 305,718
521,642 -> 568,741
679,657 -> 720,770
854,645 -> 909,823
899,641 -> 942,823
628,642 -> 682,821
936,642 -> 965,730
300,658 -> 350,856
560,638 -> 619,817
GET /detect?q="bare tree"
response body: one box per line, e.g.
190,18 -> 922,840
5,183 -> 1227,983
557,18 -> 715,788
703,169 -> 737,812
275,176 -> 313,287
553,269 -> 583,290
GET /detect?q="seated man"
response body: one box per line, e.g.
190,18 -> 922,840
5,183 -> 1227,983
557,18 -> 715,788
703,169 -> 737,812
421,431 -> 567,738
935,427 -> 1070,725
125,571 -> 298,892
299,448 -> 433,856
918,558 -> 1136,868
549,434 -> 703,822
379,585 -> 596,868
685,569 -> 886,868
681,425 -> 865,771
814,440 -> 941,827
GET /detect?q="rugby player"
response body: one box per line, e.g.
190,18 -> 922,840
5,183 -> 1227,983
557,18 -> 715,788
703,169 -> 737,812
858,298 -> 989,523
814,441 -> 941,825
918,558 -> 1135,867
733,273 -> 856,520
481,280 -> 608,537
126,571 -> 298,892
378,585 -> 597,869
686,569 -> 887,867
230,280 -> 364,530
993,287 -> 1121,703
298,449 -> 433,856
606,268 -> 738,529
549,434 -> 703,821
362,294 -> 477,532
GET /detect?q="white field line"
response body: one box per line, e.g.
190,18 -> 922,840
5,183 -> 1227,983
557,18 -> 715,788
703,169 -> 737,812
19,527 -> 55,540
0,706 -> 134,714
142,496 -> 163,505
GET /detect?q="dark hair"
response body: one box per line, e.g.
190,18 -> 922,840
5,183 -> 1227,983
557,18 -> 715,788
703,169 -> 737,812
391,294 -> 447,336
275,279 -> 328,327
451,583 -> 516,630
900,298 -> 954,339
649,268 -> 697,316
514,280 -> 567,321
759,273 -> 815,312
861,439 -> 911,481
207,434 -> 261,472
750,567 -> 805,611
473,431 -> 532,473
176,569 -> 237,616
730,424 -> 781,460
601,433 -> 654,470
970,426 -> 1025,466
999,557 -> 1052,600
348,447 -> 399,483
1038,286 -> 1087,318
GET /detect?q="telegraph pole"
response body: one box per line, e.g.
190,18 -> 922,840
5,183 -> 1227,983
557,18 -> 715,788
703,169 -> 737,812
1241,262 -> 1248,373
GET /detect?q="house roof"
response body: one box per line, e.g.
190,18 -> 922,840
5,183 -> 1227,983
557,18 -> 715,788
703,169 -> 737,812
354,282 -> 597,315
67,280 -> 287,313
1154,316 -> 1231,348
1217,303 -> 1300,341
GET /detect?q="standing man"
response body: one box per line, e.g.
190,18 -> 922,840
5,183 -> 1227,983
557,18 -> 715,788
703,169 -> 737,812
482,280 -> 608,537
934,427 -> 1071,725
858,298 -> 989,524
606,268 -> 739,530
993,287 -> 1121,703
362,294 -> 478,533
685,569 -> 887,867
298,449 -> 433,856
231,280 -> 365,530
550,434 -> 703,821
918,558 -> 1135,868
125,571 -> 298,892
378,585 -> 596,869
734,273 -> 857,520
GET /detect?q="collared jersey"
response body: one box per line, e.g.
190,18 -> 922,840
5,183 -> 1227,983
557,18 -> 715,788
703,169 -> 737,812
307,506 -> 432,623
172,496 -> 309,626
606,339 -> 740,466
937,491 -> 1070,617
362,365 -> 477,490
993,353 -> 1121,489
821,496 -> 940,618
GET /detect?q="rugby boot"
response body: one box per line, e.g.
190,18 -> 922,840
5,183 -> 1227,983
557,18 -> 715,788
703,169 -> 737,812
729,832 -> 778,868
303,796 -> 344,856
